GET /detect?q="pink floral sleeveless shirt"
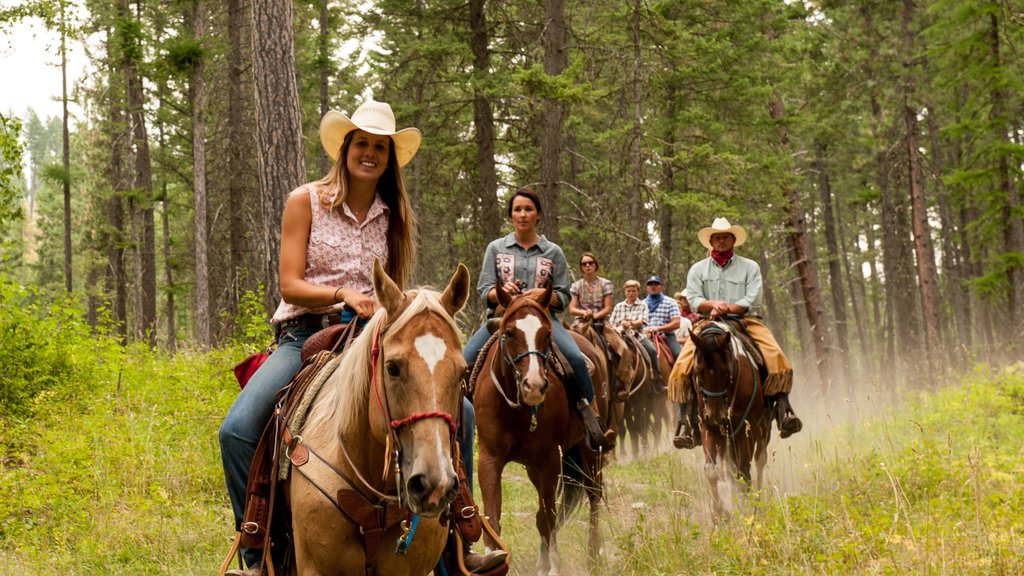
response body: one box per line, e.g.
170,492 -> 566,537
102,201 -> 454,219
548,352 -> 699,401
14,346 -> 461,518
271,183 -> 389,324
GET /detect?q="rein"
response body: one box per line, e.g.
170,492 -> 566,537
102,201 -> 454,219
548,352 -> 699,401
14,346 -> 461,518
695,322 -> 761,440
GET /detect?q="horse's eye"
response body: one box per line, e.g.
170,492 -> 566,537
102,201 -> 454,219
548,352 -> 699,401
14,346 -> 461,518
386,360 -> 401,378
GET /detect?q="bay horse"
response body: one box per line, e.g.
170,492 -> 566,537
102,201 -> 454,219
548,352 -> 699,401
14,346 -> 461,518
688,319 -> 771,518
284,260 -> 470,575
475,283 -> 610,575
568,317 -> 628,443
617,330 -> 672,457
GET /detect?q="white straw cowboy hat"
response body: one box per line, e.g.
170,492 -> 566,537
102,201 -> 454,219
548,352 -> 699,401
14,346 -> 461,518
319,100 -> 422,167
697,217 -> 748,249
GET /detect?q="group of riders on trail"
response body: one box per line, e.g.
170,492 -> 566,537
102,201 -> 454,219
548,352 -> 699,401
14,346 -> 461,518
217,98 -> 802,575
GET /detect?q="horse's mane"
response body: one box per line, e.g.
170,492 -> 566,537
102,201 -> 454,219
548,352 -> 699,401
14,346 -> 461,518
303,288 -> 459,455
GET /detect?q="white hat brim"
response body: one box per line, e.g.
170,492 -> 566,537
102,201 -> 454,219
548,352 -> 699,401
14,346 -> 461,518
320,110 -> 422,167
698,225 -> 747,249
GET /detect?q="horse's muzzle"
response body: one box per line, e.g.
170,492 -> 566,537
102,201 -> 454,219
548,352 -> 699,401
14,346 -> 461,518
405,470 -> 458,517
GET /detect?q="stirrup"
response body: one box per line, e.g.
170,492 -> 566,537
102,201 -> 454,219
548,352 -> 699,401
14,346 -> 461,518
577,400 -> 615,451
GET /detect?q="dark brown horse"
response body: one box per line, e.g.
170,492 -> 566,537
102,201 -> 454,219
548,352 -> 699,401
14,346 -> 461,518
688,320 -> 770,518
475,284 -> 610,575
617,330 -> 672,457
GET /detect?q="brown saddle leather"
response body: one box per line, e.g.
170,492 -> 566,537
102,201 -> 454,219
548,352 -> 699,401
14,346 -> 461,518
300,321 -> 359,363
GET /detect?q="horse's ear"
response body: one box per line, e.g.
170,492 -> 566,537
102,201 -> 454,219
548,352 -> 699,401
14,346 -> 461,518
373,258 -> 405,317
541,282 -> 554,309
441,263 -> 471,317
495,281 -> 513,308
688,327 -> 699,342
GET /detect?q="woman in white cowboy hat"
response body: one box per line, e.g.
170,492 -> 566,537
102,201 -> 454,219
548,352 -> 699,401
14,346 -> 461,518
668,217 -> 802,450
219,99 -> 426,575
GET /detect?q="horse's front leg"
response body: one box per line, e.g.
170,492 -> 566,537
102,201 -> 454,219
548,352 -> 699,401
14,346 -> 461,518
528,455 -> 561,576
702,431 -> 726,521
478,449 -> 506,551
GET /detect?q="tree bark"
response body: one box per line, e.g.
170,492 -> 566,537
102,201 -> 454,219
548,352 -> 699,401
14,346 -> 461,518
318,0 -> 331,176
104,26 -> 128,343
251,0 -> 306,306
191,0 -> 210,349
987,11 -> 1024,336
815,140 -> 850,388
902,0 -> 941,373
770,96 -> 833,395
60,2 -> 72,293
469,0 -> 501,242
121,0 -> 158,346
539,0 -> 566,243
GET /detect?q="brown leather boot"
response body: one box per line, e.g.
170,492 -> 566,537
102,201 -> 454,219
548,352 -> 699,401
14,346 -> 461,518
773,393 -> 803,438
463,549 -> 508,573
576,399 -> 615,450
672,402 -> 697,449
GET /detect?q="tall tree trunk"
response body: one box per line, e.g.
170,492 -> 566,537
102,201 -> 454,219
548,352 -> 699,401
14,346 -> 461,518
770,97 -> 833,395
630,0 -> 646,280
927,103 -> 966,352
121,0 -> 157,345
226,0 -> 247,318
105,29 -> 128,343
469,0 -> 501,242
987,11 -> 1024,337
902,0 -> 941,374
191,0 -> 210,349
539,0 -> 565,243
160,179 -> 175,354
251,0 -> 306,306
836,197 -> 869,380
60,2 -> 72,293
658,82 -> 680,284
318,0 -> 331,176
815,140 -> 850,389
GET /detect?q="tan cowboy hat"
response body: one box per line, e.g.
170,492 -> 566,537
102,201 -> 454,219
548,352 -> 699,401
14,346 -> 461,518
697,217 -> 747,249
319,100 -> 422,167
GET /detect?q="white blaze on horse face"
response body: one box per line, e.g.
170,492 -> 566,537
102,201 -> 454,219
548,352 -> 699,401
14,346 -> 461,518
415,332 -> 447,401
516,314 -> 545,383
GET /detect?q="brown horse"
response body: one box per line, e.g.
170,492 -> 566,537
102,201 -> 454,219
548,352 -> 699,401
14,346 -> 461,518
475,283 -> 610,575
568,317 -> 628,440
617,330 -> 672,457
284,261 -> 470,575
688,320 -> 770,518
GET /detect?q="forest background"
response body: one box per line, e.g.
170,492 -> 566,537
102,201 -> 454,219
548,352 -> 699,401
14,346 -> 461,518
1,0 -> 1023,388
1,0 -> 1023,574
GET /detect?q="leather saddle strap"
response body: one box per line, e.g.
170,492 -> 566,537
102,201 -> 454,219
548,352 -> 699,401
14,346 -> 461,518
337,490 -> 406,576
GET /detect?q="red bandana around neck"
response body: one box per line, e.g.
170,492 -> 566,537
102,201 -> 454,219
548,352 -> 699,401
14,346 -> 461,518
711,249 -> 734,267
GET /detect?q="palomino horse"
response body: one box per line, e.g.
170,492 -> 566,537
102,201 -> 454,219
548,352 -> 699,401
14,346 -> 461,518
617,330 -> 672,457
475,283 -> 610,575
285,260 -> 470,575
688,319 -> 771,518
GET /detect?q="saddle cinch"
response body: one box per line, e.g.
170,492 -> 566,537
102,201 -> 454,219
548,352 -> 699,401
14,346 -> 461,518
220,322 -> 506,576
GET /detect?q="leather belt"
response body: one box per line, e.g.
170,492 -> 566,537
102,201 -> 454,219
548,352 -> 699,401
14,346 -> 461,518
280,312 -> 343,331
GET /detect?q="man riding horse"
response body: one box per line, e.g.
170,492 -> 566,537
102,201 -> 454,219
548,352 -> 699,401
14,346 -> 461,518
670,217 -> 803,450
609,279 -> 666,393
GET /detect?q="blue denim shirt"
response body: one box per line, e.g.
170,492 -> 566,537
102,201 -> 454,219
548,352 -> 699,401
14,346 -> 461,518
476,233 -> 571,313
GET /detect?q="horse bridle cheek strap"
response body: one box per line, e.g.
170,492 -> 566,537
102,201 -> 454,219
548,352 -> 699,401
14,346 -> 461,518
370,318 -> 458,487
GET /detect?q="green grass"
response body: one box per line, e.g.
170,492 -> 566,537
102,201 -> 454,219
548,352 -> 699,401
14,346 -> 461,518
2,344 -> 1023,574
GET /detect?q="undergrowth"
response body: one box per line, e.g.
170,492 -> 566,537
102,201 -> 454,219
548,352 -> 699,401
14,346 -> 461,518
0,278 -> 1021,574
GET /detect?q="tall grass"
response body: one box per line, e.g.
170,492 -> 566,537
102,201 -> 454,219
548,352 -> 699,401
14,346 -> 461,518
1,282 -> 1021,574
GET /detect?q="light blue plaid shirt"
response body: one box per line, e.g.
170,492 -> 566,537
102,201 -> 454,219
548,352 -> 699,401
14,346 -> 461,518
643,296 -> 680,333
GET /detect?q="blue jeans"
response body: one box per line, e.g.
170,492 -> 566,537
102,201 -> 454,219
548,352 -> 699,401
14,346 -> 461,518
219,325 -> 316,568
659,331 -> 681,360
638,335 -> 660,377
